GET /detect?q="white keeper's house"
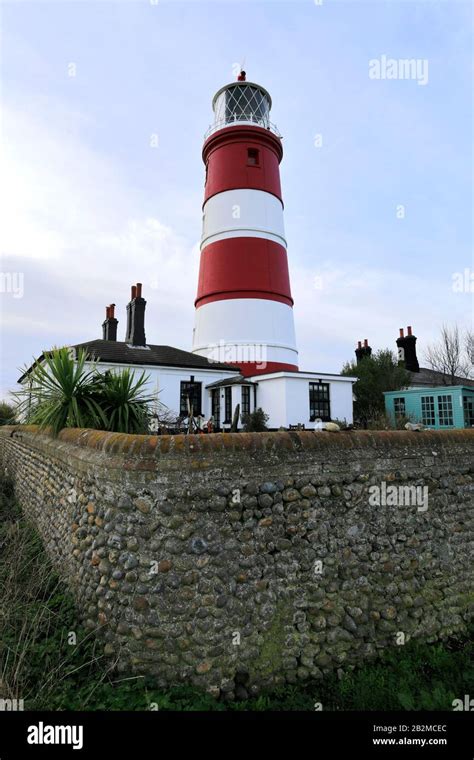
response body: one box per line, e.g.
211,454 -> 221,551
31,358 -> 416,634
19,72 -> 356,431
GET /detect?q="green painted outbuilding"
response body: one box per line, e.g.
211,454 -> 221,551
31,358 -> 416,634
384,386 -> 474,429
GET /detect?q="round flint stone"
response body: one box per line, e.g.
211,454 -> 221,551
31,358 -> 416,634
190,537 -> 208,555
117,495 -> 132,511
260,482 -> 278,494
258,494 -> 273,509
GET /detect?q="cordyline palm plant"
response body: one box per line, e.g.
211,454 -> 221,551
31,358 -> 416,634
92,368 -> 152,434
16,348 -> 106,435
16,347 -> 153,436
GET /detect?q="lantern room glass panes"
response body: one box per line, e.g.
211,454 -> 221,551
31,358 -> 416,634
214,84 -> 271,128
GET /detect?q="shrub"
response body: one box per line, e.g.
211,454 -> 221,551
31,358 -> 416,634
91,369 -> 152,434
15,348 -> 153,435
367,412 -> 413,430
241,407 -> 269,432
0,401 -> 18,426
16,348 -> 107,434
341,349 -> 411,425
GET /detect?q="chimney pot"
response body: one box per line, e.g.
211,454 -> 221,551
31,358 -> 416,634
396,325 -> 419,372
125,285 -> 146,346
102,303 -> 118,341
364,339 -> 368,348
357,341 -> 362,349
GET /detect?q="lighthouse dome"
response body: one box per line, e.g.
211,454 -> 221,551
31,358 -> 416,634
206,75 -> 280,138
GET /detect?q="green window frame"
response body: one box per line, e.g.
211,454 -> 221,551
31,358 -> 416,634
393,397 -> 406,417
437,395 -> 453,426
421,396 -> 435,426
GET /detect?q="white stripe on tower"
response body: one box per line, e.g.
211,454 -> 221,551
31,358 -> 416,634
201,188 -> 287,249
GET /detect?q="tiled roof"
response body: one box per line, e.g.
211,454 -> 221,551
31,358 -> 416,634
410,367 -> 474,388
205,375 -> 257,389
18,340 -> 240,382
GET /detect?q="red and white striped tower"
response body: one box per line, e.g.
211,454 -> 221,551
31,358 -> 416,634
192,71 -> 298,376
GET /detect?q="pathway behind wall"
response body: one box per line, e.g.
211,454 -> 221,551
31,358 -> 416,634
1,426 -> 473,700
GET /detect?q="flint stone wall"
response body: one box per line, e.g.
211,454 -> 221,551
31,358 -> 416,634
0,425 -> 473,700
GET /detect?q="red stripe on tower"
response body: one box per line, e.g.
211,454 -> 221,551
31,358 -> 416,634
192,72 -> 299,376
195,238 -> 293,307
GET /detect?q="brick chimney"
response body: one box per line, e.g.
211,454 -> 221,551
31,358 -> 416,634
355,338 -> 372,364
102,304 -> 118,341
125,283 -> 146,347
396,325 -> 419,372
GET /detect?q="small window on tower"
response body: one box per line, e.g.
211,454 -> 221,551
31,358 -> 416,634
247,148 -> 259,166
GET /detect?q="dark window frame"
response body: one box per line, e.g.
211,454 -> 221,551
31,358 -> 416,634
309,382 -> 331,422
224,386 -> 232,424
180,380 -> 202,417
241,385 -> 251,416
463,395 -> 474,427
211,388 -> 220,429
247,148 -> 260,166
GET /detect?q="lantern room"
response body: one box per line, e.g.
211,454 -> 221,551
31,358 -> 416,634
206,71 -> 280,138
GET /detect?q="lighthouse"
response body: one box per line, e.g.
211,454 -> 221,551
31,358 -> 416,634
19,72 -> 356,431
192,71 -> 299,376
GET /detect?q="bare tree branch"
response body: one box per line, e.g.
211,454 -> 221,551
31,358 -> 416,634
424,324 -> 473,384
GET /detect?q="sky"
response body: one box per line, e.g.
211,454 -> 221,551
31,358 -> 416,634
0,0 -> 473,399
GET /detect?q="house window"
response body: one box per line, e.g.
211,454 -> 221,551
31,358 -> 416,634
224,386 -> 232,423
180,381 -> 202,416
463,396 -> 474,427
437,395 -> 453,426
309,382 -> 330,421
393,397 -> 406,418
247,148 -> 259,166
211,388 -> 220,429
421,396 -> 435,426
241,385 -> 250,416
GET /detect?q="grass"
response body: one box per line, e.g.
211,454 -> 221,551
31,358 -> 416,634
0,474 -> 472,711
